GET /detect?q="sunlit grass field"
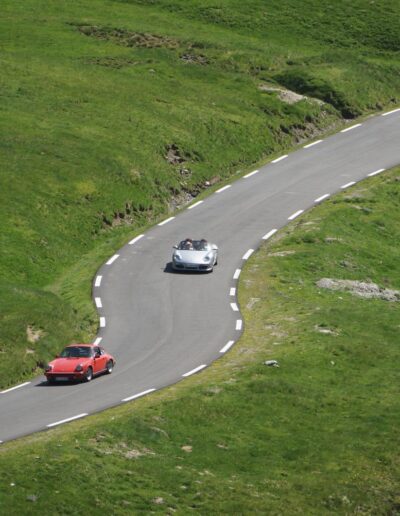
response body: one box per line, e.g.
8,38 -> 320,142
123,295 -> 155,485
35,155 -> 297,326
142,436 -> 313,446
0,168 -> 399,514
1,0 -> 400,387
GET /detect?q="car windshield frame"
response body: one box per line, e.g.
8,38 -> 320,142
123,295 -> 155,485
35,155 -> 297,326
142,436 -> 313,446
177,240 -> 211,251
60,346 -> 93,358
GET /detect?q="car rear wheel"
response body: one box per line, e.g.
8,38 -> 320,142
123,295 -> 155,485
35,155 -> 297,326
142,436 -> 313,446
84,366 -> 93,382
106,360 -> 114,374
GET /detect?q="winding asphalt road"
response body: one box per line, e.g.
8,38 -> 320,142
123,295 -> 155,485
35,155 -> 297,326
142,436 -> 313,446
1,109 -> 400,444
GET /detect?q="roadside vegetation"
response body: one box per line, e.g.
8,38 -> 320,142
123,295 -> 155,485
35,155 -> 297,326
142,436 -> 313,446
0,168 -> 399,514
1,0 -> 400,387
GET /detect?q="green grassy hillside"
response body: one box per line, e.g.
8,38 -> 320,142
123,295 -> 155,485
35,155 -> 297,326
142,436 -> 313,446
1,1 -> 399,384
0,168 -> 398,514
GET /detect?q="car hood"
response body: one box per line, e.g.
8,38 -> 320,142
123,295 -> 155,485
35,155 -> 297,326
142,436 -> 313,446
173,250 -> 213,264
49,357 -> 91,373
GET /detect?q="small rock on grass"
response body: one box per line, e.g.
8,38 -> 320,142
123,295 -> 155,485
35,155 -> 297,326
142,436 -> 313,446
264,360 -> 279,367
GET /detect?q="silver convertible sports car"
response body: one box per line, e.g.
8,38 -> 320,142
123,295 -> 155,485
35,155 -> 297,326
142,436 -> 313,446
172,238 -> 218,272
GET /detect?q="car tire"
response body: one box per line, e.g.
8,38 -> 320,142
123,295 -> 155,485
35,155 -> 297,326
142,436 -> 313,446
106,360 -> 114,374
84,366 -> 93,382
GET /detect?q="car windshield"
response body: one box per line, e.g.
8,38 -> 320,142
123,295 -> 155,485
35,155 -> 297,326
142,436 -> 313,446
60,346 -> 93,358
178,240 -> 211,251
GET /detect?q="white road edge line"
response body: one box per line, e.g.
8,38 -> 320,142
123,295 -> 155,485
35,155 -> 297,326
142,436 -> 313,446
216,185 -> 231,194
315,194 -> 330,203
272,155 -> 288,163
129,234 -> 144,245
1,382 -> 31,394
122,388 -> 156,403
94,275 -> 102,287
236,320 -> 243,330
182,364 -> 207,377
100,317 -> 106,328
220,340 -> 235,353
93,337 -> 102,345
95,297 -> 102,308
382,108 -> 400,116
288,210 -> 304,221
158,217 -> 175,226
230,287 -> 236,296
188,200 -> 204,210
106,254 -> 119,265
341,123 -> 362,133
262,229 -> 278,240
242,249 -> 254,260
230,302 -> 239,312
368,168 -> 385,177
244,169 -> 259,178
304,140 -> 323,149
341,181 -> 356,189
233,269 -> 241,280
47,413 -> 88,428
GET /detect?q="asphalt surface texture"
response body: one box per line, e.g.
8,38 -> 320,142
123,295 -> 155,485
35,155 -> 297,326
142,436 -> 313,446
1,109 -> 400,443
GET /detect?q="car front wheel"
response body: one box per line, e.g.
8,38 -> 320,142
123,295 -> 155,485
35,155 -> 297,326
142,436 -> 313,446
106,360 -> 114,374
84,366 -> 93,382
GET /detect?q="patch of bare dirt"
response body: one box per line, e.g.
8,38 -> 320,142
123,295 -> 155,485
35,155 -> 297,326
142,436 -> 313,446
165,144 -> 186,165
26,325 -> 45,343
268,250 -> 296,257
259,84 -> 324,105
180,53 -> 209,65
78,25 -> 180,49
316,278 -> 400,301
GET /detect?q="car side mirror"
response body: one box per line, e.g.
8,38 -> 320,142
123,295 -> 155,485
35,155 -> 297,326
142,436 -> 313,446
95,352 -> 101,358
173,245 -> 178,249
211,245 -> 218,250
55,354 -> 59,358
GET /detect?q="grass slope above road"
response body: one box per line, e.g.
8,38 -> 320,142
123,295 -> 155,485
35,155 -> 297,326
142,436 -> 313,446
1,0 -> 400,387
0,169 -> 399,514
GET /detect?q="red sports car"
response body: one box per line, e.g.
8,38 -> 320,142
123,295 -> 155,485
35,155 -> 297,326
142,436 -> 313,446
44,344 -> 115,383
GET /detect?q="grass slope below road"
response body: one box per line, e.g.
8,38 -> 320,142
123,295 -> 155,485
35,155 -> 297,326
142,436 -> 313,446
1,0 -> 400,387
1,168 -> 399,514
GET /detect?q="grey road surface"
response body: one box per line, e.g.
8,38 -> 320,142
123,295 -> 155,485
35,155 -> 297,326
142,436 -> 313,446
1,110 -> 399,443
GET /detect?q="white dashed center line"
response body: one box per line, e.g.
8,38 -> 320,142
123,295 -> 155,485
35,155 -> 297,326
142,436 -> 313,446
341,181 -> 356,189
288,210 -> 304,220
382,108 -> 400,116
106,254 -> 119,265
230,287 -> 236,296
368,168 -> 385,177
95,297 -> 102,308
94,275 -> 102,287
122,388 -> 156,403
262,229 -> 277,240
230,302 -> 239,312
236,320 -> 243,331
129,234 -> 144,245
216,185 -> 231,194
99,317 -> 106,328
47,413 -> 88,428
315,194 -> 330,203
303,139 -> 323,149
93,337 -> 102,345
244,169 -> 259,178
233,269 -> 241,279
340,123 -> 362,133
158,217 -> 175,226
1,382 -> 31,394
272,154 -> 288,163
182,365 -> 207,377
242,249 -> 254,260
188,200 -> 204,210
220,341 -> 235,353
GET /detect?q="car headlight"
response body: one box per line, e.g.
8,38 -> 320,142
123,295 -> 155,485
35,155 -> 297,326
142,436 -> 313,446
203,253 -> 212,262
173,253 -> 182,262
75,364 -> 83,372
45,364 -> 53,372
